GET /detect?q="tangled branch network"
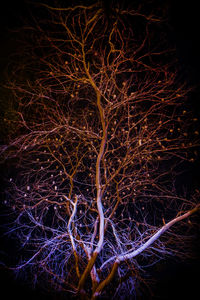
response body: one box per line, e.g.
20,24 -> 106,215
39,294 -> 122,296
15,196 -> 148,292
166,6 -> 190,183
1,2 -> 199,299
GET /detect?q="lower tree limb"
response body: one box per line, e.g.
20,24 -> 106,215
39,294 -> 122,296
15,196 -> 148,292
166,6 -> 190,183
91,261 -> 119,300
77,252 -> 98,294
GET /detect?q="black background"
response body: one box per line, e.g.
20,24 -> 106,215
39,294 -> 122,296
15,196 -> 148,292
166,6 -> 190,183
0,1 -> 200,299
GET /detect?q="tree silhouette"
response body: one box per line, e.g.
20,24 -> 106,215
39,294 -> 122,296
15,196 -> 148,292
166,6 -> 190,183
1,2 -> 199,299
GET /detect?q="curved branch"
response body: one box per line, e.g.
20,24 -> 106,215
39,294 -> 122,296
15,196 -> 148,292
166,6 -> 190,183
100,205 -> 200,269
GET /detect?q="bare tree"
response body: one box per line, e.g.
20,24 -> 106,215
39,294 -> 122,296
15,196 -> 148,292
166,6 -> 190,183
1,1 -> 199,299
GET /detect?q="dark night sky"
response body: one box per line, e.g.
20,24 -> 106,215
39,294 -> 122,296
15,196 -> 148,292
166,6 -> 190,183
0,1 -> 200,299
